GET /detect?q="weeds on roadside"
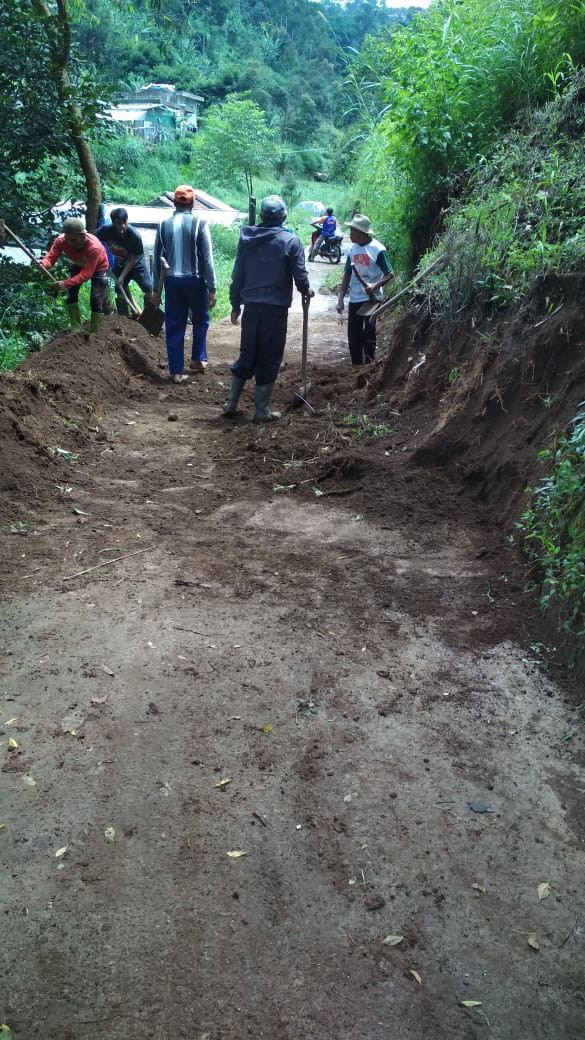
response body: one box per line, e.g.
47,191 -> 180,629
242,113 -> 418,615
342,413 -> 390,439
3,520 -> 29,536
517,401 -> 585,656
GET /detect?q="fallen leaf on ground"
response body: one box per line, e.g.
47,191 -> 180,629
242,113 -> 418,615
538,882 -> 551,902
260,725 -> 272,733
472,883 -> 486,893
214,778 -> 232,788
55,845 -> 68,858
527,933 -> 540,950
104,827 -> 116,841
23,776 -> 37,786
382,935 -> 404,946
91,696 -> 108,705
410,970 -> 422,984
461,1000 -> 482,1008
7,738 -> 18,749
226,850 -> 248,858
4,718 -> 18,726
100,665 -> 115,676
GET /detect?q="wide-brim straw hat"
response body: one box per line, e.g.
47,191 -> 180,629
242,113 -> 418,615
346,213 -> 374,236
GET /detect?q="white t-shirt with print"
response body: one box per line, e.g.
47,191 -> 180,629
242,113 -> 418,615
347,238 -> 389,302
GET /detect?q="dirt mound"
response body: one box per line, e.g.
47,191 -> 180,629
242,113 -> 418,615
0,316 -> 166,518
377,273 -> 585,517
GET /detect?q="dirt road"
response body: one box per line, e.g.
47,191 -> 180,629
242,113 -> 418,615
1,266 -> 584,1040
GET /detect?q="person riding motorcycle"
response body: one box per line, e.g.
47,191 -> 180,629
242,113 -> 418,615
308,208 -> 337,261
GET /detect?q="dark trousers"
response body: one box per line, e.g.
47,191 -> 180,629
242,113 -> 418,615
65,267 -> 109,313
348,302 -> 377,364
231,304 -> 288,385
164,275 -> 209,375
114,256 -> 153,316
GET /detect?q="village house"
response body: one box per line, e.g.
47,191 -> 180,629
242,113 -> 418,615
105,83 -> 204,142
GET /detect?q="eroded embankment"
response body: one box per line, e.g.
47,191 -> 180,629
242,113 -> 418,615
377,273 -> 585,519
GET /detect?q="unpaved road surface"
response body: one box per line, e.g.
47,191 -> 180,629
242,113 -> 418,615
1,260 -> 584,1040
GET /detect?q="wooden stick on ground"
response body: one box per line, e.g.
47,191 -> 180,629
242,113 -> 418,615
62,546 -> 157,581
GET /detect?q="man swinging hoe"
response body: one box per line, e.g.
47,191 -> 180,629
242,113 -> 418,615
38,216 -> 110,333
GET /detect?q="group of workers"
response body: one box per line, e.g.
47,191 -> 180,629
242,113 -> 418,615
38,186 -> 393,421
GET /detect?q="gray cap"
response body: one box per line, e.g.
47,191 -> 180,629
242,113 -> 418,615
260,195 -> 287,225
63,216 -> 86,235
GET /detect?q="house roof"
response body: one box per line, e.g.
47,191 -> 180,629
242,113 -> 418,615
106,104 -> 174,123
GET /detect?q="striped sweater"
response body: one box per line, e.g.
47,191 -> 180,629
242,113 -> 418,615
153,211 -> 216,290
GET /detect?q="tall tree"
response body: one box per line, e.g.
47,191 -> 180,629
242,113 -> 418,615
29,0 -> 103,230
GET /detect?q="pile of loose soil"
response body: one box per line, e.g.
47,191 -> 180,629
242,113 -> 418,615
0,317 -> 167,516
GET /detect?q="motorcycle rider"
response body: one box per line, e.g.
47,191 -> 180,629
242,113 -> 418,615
308,207 -> 337,261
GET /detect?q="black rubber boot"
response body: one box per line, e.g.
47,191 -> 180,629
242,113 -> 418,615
253,383 -> 280,422
222,376 -> 245,416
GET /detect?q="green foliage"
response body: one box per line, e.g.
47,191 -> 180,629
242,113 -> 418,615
416,71 -> 585,328
0,257 -> 93,370
208,224 -> 240,320
0,0 -> 76,228
93,135 -> 188,201
191,95 -> 278,195
342,413 -> 390,438
77,0 -> 404,166
518,403 -> 585,652
349,0 -> 585,268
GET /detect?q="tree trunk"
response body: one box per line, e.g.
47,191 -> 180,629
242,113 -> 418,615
30,0 -> 102,231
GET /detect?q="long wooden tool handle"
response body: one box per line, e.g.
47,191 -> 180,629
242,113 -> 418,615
370,255 -> 445,319
152,256 -> 168,305
301,294 -> 310,396
116,281 -> 142,317
2,222 -> 58,283
351,263 -> 375,297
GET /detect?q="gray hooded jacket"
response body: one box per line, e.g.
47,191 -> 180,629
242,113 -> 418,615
229,224 -> 310,310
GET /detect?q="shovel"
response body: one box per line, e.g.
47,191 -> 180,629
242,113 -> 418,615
286,292 -> 314,413
351,264 -> 380,317
115,256 -> 166,336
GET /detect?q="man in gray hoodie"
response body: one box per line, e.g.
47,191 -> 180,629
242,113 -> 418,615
224,195 -> 313,421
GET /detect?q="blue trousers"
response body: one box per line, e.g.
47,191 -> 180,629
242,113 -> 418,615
164,275 -> 209,375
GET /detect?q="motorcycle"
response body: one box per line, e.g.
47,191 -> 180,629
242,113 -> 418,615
310,223 -> 343,264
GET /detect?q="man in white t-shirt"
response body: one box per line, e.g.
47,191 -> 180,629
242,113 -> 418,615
336,213 -> 393,364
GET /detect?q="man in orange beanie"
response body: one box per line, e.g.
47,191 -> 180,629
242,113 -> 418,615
153,184 -> 217,383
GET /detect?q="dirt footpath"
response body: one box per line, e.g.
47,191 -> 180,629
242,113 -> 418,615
0,268 -> 584,1040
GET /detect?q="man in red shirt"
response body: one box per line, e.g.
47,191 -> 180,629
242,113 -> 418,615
39,217 -> 110,332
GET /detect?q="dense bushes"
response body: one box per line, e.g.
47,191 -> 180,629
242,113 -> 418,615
350,0 -> 585,269
416,72 -> 585,330
518,403 -> 585,654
